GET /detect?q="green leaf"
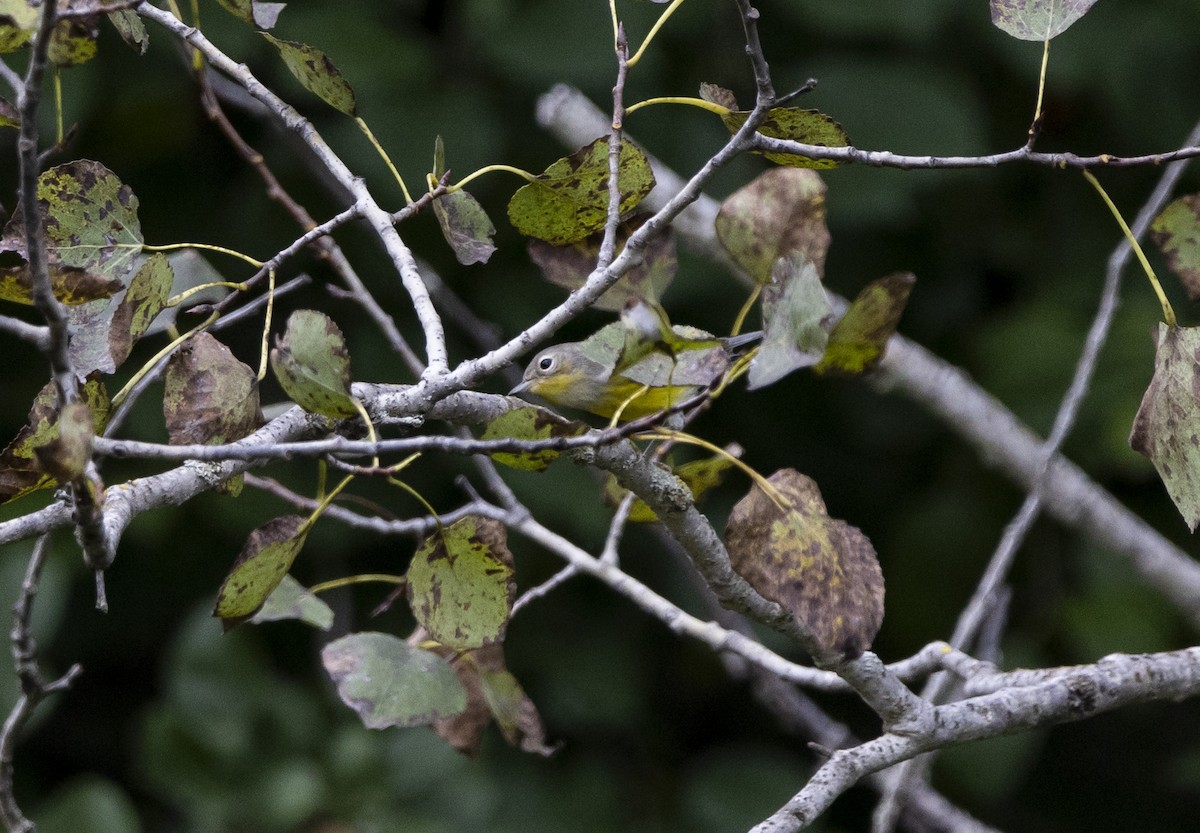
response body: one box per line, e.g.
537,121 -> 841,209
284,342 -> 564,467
164,332 -> 260,446
432,136 -> 497,265
1150,194 -> 1200,300
481,406 -> 588,472
106,9 -> 148,54
406,515 -> 516,651
705,86 -> 850,170
322,632 -> 467,729
213,515 -> 309,629
0,264 -> 123,306
249,574 -> 334,630
1129,323 -> 1200,531
479,662 -> 554,755
262,33 -> 357,116
217,0 -> 285,29
270,309 -> 359,419
108,253 -> 173,367
748,254 -> 832,389
815,272 -> 915,376
989,0 -> 1098,40
47,16 -> 99,67
0,378 -> 110,504
507,137 -> 655,245
715,168 -> 830,284
725,468 -> 884,657
528,213 -> 676,310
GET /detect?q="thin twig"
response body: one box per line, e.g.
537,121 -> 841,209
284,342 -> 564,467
0,535 -> 83,833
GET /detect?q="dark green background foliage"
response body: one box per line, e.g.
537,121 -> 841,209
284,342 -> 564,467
2,1 -> 1200,830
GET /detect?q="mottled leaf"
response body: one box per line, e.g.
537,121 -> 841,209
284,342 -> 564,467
262,33 -> 356,116
250,574 -> 333,630
217,0 -> 285,29
108,253 -> 173,367
0,161 -> 144,376
0,377 -> 109,504
431,136 -> 497,265
0,0 -> 36,53
507,137 -> 655,245
106,8 -> 148,54
725,469 -> 884,657
213,515 -> 308,629
748,255 -> 832,389
0,96 -> 18,128
1151,194 -> 1200,300
31,400 -> 93,482
406,516 -> 516,651
528,213 -> 676,310
322,632 -> 467,729
481,405 -> 588,472
704,86 -> 849,170
716,168 -> 830,284
990,0 -> 1098,40
1129,323 -> 1200,531
0,264 -> 123,306
164,332 -> 260,446
270,309 -> 359,419
47,14 -> 99,67
431,643 -> 553,757
815,272 -> 915,376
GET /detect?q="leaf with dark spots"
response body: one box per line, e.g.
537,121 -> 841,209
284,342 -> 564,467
406,516 -> 515,650
213,515 -> 309,629
108,253 -> 173,367
1129,323 -> 1200,531
0,263 -> 124,306
0,378 -> 110,504
507,137 -> 655,244
263,33 -> 357,116
481,406 -> 588,472
270,309 -> 359,419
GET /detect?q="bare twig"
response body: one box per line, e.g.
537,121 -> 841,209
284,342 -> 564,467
0,535 -> 83,833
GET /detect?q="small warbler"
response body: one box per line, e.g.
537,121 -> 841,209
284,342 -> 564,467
510,321 -> 761,420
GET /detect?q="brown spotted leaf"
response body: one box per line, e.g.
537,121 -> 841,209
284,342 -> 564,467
323,632 -> 467,729
1129,323 -> 1200,531
108,252 -> 173,367
815,272 -> 915,376
270,309 -> 359,419
262,33 -> 356,116
31,400 -> 93,482
0,377 -> 110,504
725,468 -> 884,657
1150,194 -> 1200,300
406,516 -> 516,651
507,137 -> 655,245
164,332 -> 260,446
432,136 -> 496,265
704,86 -> 849,170
432,643 -> 555,757
715,168 -> 830,284
213,515 -> 309,629
481,405 -> 589,472
0,263 -> 124,306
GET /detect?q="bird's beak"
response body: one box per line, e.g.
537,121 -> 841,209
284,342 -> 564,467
508,379 -> 531,396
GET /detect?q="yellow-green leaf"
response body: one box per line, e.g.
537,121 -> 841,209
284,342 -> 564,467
270,309 -> 359,419
262,33 -> 357,116
815,272 -> 915,376
507,137 -> 655,245
481,405 -> 588,472
214,515 -> 308,628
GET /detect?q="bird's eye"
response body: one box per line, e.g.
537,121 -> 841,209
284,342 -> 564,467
538,356 -> 555,372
